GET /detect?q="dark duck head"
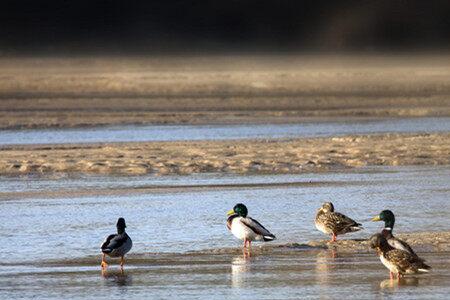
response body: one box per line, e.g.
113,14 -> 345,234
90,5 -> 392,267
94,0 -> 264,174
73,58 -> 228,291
369,233 -> 392,252
116,217 -> 127,234
372,210 -> 395,231
227,203 -> 248,218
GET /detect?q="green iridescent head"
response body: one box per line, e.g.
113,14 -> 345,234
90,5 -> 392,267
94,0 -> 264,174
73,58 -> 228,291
371,210 -> 395,229
227,203 -> 248,217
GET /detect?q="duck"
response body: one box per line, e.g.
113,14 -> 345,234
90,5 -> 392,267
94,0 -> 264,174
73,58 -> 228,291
315,202 -> 363,242
371,210 -> 418,257
227,203 -> 276,249
369,233 -> 431,279
101,217 -> 133,270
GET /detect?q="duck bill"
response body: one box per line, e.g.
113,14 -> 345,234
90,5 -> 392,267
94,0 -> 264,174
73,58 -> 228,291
371,216 -> 381,222
227,209 -> 235,216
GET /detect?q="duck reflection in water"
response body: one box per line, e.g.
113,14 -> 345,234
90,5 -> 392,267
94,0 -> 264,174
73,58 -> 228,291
101,269 -> 133,287
231,254 -> 252,288
315,250 -> 338,287
379,277 -> 420,289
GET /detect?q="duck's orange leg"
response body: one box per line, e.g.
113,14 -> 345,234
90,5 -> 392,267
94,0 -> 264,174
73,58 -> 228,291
330,233 -> 337,242
389,272 -> 394,280
120,256 -> 125,269
101,253 -> 108,269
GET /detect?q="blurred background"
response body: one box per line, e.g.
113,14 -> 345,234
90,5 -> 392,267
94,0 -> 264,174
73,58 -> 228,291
1,0 -> 450,130
1,0 -> 449,55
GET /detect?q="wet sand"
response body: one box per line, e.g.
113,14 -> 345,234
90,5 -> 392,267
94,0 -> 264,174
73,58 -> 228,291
1,55 -> 450,129
186,231 -> 450,256
304,231 -> 450,253
0,132 -> 449,176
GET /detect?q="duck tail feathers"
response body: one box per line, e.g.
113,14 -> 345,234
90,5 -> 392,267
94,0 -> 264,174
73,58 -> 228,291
349,225 -> 363,232
263,234 -> 276,241
418,268 -> 431,273
418,263 -> 432,272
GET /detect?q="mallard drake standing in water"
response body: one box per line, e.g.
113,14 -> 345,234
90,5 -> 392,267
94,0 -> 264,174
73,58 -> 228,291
101,218 -> 133,270
369,233 -> 431,279
227,203 -> 276,249
372,210 -> 417,256
315,202 -> 363,242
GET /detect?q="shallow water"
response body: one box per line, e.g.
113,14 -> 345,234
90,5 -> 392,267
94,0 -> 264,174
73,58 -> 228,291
1,251 -> 449,300
0,166 -> 449,299
1,166 -> 449,261
1,117 -> 450,145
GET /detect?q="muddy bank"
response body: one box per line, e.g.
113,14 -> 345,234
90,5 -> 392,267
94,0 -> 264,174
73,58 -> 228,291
0,133 -> 448,176
1,55 -> 450,129
305,231 -> 450,253
196,231 -> 450,255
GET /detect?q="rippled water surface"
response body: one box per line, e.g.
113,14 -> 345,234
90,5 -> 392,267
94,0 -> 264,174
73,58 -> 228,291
1,166 -> 449,299
2,251 -> 449,300
1,117 -> 450,145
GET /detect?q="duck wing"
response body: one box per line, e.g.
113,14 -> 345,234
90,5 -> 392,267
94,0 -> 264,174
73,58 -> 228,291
101,233 -> 128,253
388,236 -> 418,257
328,212 -> 362,234
385,249 -> 431,273
241,217 -> 276,241
101,234 -> 117,250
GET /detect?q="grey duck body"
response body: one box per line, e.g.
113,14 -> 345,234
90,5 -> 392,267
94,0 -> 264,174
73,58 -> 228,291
101,232 -> 132,257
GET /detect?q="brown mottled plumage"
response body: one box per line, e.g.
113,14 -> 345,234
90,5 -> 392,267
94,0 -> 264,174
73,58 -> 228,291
315,202 -> 363,242
369,233 -> 431,279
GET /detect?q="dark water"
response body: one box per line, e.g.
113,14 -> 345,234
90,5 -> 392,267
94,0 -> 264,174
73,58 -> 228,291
0,166 -> 449,299
1,117 -> 449,145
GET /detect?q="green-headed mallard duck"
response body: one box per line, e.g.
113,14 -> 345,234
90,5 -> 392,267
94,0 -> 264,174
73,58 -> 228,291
369,233 -> 431,279
227,203 -> 276,248
372,210 -> 418,256
101,218 -> 133,270
315,202 -> 363,242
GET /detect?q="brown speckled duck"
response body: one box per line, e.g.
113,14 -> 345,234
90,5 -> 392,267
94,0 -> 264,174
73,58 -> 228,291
315,202 -> 363,242
369,233 -> 431,279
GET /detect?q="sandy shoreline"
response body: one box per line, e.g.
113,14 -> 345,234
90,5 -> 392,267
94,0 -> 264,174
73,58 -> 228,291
1,55 -> 450,129
205,231 -> 450,255
304,231 -> 450,253
0,132 -> 449,176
